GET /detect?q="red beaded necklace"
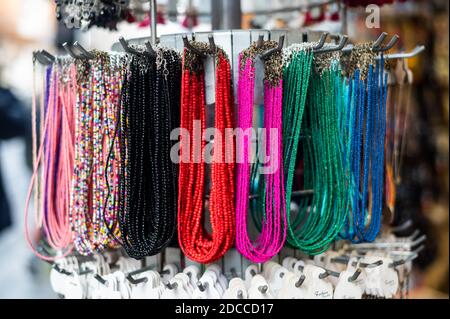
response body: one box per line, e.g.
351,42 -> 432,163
178,43 -> 235,264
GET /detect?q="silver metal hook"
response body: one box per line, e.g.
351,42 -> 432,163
372,32 -> 388,50
313,32 -> 329,51
295,274 -> 306,288
62,42 -> 83,59
73,41 -> 95,59
374,34 -> 399,52
197,281 -> 209,292
258,285 -> 268,294
348,269 -> 362,282
315,35 -> 348,54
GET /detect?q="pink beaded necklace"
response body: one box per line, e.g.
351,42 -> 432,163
235,44 -> 287,263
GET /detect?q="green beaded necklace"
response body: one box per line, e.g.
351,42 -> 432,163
287,56 -> 349,255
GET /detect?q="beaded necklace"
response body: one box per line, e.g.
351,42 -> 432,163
25,58 -> 76,260
117,47 -> 181,259
235,41 -> 286,263
70,51 -> 122,255
289,55 -> 348,255
341,46 -> 388,243
178,41 -> 235,264
279,44 -> 315,250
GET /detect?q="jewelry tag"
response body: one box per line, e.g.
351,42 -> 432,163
224,278 -> 247,299
114,271 -> 131,299
64,273 -> 84,299
306,267 -> 333,299
268,266 -> 288,296
278,273 -> 307,299
363,257 -> 383,297
244,264 -> 258,289
347,258 -> 367,292
248,275 -> 273,299
380,258 -> 399,299
333,271 -> 363,299
50,268 -> 64,295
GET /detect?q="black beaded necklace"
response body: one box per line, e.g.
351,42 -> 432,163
116,48 -> 181,259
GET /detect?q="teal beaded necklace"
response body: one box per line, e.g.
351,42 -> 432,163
288,57 -> 348,255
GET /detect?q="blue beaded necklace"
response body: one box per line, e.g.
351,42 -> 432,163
341,55 -> 388,243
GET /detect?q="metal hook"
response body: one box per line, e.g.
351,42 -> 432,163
78,268 -> 93,276
126,274 -> 148,285
197,281 -> 209,292
94,274 -> 108,286
295,274 -> 306,288
119,37 -> 146,56
302,31 -> 308,43
411,234 -> 427,248
348,269 -> 362,282
413,244 -> 426,255
73,41 -> 95,59
383,45 -> 426,60
53,264 -> 73,276
182,35 -> 207,58
374,34 -> 399,52
33,51 -> 52,65
62,42 -> 83,59
315,35 -> 348,54
406,229 -> 421,241
166,282 -> 178,290
258,285 -> 269,294
260,35 -> 285,60
40,50 -> 56,63
319,269 -> 340,279
256,34 -> 264,48
391,219 -> 413,234
313,32 -> 329,51
359,259 -> 384,269
144,40 -> 157,58
389,250 -> 420,268
372,32 -> 388,50
208,34 -> 217,55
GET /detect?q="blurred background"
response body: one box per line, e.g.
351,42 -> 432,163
0,0 -> 448,299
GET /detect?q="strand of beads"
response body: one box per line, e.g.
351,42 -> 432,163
117,47 -> 181,259
24,57 -> 76,260
279,43 -> 315,249
70,52 -> 122,255
290,54 -> 348,255
235,40 -> 286,263
177,41 -> 235,264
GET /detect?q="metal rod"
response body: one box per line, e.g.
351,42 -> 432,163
391,219 -> 413,233
340,0 -> 348,35
150,0 -> 157,46
205,189 -> 314,200
247,0 -> 337,16
383,45 -> 426,60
